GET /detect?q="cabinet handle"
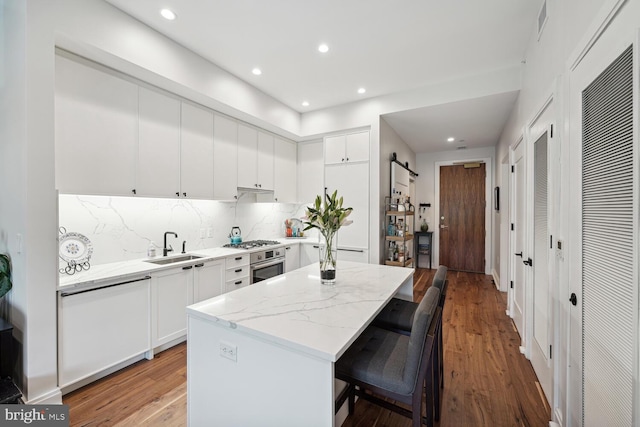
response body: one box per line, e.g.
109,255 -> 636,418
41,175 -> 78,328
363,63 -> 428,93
131,189 -> 137,195
346,157 -> 349,161
312,245 -> 319,249
176,192 -> 180,197
182,265 -> 193,270
194,263 -> 204,268
235,256 -> 242,261
341,158 -> 344,162
235,268 -> 242,273
235,280 -> 242,285
255,184 -> 258,187
183,192 -> 187,197
285,247 -> 290,250
259,184 -> 262,188
60,276 -> 151,297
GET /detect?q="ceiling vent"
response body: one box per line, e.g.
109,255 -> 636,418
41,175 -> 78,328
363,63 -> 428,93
537,0 -> 548,39
456,146 -> 467,150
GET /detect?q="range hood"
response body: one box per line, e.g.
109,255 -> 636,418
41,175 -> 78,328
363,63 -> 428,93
237,186 -> 275,195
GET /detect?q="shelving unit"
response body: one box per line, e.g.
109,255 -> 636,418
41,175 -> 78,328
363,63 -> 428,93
384,196 -> 415,267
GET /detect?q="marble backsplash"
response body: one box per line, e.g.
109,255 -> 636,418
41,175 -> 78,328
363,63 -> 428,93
58,194 -> 313,266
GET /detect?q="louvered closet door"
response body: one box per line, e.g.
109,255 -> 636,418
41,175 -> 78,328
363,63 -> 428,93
582,45 -> 635,427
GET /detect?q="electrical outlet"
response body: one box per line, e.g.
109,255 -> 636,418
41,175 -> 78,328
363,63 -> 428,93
220,341 -> 237,362
199,228 -> 206,239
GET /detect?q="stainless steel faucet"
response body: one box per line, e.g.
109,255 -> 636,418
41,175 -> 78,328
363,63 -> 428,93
163,231 -> 178,256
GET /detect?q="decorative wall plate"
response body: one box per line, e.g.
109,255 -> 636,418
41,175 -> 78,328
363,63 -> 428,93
59,230 -> 93,264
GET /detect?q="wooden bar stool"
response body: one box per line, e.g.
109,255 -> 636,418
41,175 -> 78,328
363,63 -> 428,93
336,287 -> 441,427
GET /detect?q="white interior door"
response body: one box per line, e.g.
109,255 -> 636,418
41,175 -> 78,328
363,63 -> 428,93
568,40 -> 637,427
512,140 -> 526,345
531,130 -> 552,407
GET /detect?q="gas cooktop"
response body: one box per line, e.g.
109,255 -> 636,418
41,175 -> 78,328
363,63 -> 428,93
223,240 -> 281,250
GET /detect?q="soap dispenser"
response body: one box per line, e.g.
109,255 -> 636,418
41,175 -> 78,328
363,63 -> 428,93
147,242 -> 157,258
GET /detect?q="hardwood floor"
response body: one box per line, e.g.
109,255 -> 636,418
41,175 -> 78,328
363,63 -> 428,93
63,269 -> 549,427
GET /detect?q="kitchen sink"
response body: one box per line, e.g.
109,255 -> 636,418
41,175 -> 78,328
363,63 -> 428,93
145,254 -> 203,265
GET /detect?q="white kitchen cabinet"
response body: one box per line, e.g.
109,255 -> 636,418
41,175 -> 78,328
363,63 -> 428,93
284,244 -> 300,272
55,54 -> 138,196
325,162 -> 369,250
324,131 -> 370,165
58,276 -> 151,389
213,114 -> 239,200
138,87 -> 181,197
237,124 -> 274,191
300,242 -> 319,268
337,248 -> 369,264
181,102 -> 214,199
225,253 -> 250,292
297,141 -> 324,203
193,259 -> 225,303
273,137 -> 297,203
151,265 -> 193,348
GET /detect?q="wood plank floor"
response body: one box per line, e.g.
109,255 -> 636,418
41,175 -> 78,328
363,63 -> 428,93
63,269 -> 550,427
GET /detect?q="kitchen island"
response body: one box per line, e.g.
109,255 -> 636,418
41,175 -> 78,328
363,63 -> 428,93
186,261 -> 414,427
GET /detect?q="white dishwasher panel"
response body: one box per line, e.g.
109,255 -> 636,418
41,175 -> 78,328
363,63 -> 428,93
58,277 -> 151,389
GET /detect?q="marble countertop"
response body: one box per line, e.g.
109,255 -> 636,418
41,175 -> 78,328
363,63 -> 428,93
57,237 -> 315,290
186,261 -> 414,362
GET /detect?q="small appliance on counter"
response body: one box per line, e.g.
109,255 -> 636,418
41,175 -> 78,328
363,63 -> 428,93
284,218 -> 304,238
229,226 -> 242,244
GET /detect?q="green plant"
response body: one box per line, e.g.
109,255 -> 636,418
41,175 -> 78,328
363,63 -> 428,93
0,254 -> 12,299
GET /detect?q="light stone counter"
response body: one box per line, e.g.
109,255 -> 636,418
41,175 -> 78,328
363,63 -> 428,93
187,261 -> 414,427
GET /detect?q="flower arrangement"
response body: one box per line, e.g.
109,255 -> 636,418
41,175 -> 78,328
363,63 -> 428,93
303,190 -> 353,284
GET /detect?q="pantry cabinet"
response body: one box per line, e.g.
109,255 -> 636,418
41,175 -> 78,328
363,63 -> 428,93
181,102 -> 214,199
55,54 -> 138,196
137,87 -> 181,198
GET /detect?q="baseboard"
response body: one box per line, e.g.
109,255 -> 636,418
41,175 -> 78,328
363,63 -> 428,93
491,269 -> 500,290
552,406 -> 564,427
26,387 -> 63,405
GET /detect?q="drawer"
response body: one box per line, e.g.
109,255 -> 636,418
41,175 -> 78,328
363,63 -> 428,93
225,276 -> 250,293
226,254 -> 249,269
226,264 -> 250,282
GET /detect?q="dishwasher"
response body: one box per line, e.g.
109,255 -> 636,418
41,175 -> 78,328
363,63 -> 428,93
58,276 -> 151,390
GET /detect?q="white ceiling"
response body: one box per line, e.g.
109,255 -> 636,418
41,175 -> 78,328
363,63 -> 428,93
103,0 -> 540,152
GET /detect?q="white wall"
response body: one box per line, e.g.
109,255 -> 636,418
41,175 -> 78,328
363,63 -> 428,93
0,0 -> 59,403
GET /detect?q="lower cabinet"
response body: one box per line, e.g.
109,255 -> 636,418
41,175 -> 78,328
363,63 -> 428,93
193,259 -> 224,303
284,244 -> 300,272
300,243 -> 319,268
58,276 -> 151,389
151,266 -> 193,348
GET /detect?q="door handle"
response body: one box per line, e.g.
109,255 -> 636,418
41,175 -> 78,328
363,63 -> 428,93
569,293 -> 578,306
515,252 -> 523,257
440,225 -> 448,229
523,257 -> 533,267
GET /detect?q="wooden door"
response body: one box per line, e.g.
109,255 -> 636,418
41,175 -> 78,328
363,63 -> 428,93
439,163 -> 485,272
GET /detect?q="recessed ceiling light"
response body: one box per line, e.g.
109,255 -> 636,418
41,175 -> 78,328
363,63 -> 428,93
318,44 -> 329,53
252,68 -> 262,76
160,9 -> 176,20
357,88 -> 366,94
447,137 -> 455,142
302,101 -> 310,107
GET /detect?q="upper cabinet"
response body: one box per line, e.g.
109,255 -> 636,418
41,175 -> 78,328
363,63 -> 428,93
55,54 -> 138,196
213,114 -> 239,200
137,87 -> 181,198
237,124 -> 274,191
297,141 -> 324,203
324,131 -> 370,165
181,102 -> 214,199
273,137 -> 297,203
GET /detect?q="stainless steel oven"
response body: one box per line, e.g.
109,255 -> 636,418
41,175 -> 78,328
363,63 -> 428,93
250,248 -> 285,284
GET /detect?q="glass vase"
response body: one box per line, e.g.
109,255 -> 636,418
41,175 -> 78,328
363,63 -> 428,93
319,231 -> 338,285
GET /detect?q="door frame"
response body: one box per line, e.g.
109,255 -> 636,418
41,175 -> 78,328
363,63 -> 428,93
433,157 -> 493,275
509,136 -> 526,347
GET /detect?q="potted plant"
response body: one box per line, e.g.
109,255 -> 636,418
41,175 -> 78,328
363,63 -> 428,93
0,254 -> 12,299
303,190 -> 353,284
